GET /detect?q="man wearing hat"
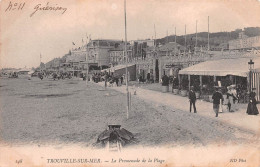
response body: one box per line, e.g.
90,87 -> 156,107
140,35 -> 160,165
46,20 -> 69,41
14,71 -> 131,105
212,87 -> 224,117
188,86 -> 197,113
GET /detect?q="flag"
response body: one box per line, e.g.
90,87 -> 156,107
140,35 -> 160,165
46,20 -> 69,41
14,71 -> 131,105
72,42 -> 75,45
82,38 -> 84,43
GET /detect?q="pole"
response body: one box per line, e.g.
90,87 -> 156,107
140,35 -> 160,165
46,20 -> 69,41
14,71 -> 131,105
185,24 -> 186,55
124,0 -> 129,119
154,24 -> 156,46
175,27 -> 176,43
86,44 -> 88,85
141,42 -> 143,60
167,30 -> 168,43
175,27 -> 176,54
154,24 -> 157,83
249,70 -> 251,93
208,16 -> 210,52
195,20 -> 198,49
40,53 -> 42,72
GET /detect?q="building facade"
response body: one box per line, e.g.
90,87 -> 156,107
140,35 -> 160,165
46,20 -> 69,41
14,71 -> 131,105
86,39 -> 122,70
66,48 -> 87,76
109,44 -> 133,66
130,39 -> 155,47
229,32 -> 260,50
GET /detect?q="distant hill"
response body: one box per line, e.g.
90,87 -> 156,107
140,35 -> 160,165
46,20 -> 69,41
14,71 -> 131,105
156,27 -> 260,48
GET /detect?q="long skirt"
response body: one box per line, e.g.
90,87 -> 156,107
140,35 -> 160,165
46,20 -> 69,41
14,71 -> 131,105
246,102 -> 259,115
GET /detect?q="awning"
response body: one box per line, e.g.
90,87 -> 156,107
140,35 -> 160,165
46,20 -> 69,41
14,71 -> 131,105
107,63 -> 136,72
179,57 -> 260,77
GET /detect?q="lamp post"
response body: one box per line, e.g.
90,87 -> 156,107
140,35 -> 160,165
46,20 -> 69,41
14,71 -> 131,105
248,59 -> 254,93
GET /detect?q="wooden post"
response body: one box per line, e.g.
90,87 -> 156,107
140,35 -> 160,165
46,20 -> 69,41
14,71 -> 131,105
188,75 -> 191,90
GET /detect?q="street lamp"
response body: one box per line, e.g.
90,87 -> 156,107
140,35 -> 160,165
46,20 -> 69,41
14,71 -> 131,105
248,59 -> 254,92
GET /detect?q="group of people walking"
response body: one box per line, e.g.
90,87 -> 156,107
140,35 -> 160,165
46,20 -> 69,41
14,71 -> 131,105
36,71 -> 72,80
104,73 -> 124,87
92,72 -> 124,87
188,86 -> 259,117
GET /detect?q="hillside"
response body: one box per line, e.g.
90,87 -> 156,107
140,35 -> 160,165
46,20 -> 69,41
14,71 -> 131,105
156,27 -> 260,48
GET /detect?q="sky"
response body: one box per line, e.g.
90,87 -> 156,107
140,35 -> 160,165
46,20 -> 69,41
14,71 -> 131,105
1,0 -> 260,68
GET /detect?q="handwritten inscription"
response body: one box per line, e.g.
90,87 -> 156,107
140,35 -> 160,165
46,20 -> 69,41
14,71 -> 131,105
5,1 -> 25,11
4,1 -> 67,17
30,2 -> 67,17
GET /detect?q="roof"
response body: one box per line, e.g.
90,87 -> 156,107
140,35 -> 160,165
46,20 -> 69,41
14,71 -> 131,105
109,44 -> 132,51
179,57 -> 260,77
103,63 -> 136,72
66,54 -> 86,63
45,58 -> 61,68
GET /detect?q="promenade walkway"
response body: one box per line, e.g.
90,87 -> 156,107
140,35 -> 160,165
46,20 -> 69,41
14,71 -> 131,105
94,81 -> 260,134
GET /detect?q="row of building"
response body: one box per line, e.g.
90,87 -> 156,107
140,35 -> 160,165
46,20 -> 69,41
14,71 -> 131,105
37,30 -> 260,101
1,30 -> 259,100
40,31 -> 259,82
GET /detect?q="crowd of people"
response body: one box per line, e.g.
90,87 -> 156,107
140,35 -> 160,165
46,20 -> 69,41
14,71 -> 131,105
36,71 -> 73,80
188,86 -> 259,117
92,72 -> 125,87
35,70 -> 259,117
137,72 -> 154,84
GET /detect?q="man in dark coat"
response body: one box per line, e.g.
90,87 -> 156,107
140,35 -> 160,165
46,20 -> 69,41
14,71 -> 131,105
115,77 -> 119,87
212,87 -> 224,117
189,86 -> 197,113
146,73 -> 150,83
120,75 -> 124,85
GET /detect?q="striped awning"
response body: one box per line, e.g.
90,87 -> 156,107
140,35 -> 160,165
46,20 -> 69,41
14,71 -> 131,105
179,57 -> 260,77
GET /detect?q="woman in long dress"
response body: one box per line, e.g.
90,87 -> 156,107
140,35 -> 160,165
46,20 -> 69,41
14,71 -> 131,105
246,89 -> 259,115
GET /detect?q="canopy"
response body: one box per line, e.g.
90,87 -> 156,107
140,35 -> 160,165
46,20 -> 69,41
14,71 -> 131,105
109,63 -> 135,72
179,57 -> 260,77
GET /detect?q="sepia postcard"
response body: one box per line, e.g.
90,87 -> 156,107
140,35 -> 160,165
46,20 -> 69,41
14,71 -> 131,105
0,0 -> 260,166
